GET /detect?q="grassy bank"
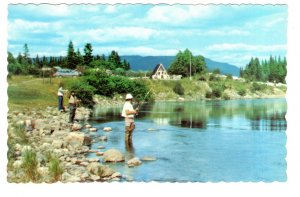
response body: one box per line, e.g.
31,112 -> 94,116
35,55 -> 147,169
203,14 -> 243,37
7,74 -> 286,111
7,75 -> 78,111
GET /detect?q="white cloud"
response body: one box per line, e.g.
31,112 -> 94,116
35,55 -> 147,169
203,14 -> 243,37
146,5 -> 217,24
70,27 -> 159,43
245,12 -> 287,29
94,46 -> 178,56
206,43 -> 286,52
104,5 -> 117,14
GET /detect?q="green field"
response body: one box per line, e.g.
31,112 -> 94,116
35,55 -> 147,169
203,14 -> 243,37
7,75 -> 79,111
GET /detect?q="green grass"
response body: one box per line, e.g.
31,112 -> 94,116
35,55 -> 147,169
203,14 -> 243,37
21,149 -> 40,182
8,75 -> 79,111
47,153 -> 64,182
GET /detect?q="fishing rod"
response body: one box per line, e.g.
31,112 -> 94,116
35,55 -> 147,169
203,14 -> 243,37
135,89 -> 152,115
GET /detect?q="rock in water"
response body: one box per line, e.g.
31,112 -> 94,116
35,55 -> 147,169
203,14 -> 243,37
127,157 -> 142,167
101,165 -> 116,177
89,128 -> 97,132
103,127 -> 112,132
85,124 -> 92,128
99,136 -> 108,141
103,149 -> 124,162
141,156 -> 157,161
87,162 -> 101,175
72,123 -> 82,131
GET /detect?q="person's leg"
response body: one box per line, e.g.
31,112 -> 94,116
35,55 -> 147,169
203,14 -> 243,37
72,107 -> 76,122
69,105 -> 75,123
58,96 -> 62,110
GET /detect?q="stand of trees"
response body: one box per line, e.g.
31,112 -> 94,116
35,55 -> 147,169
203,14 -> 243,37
240,56 -> 287,83
168,49 -> 207,77
7,41 -> 131,75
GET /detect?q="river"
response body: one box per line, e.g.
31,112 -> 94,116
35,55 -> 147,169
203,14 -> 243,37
88,98 -> 287,182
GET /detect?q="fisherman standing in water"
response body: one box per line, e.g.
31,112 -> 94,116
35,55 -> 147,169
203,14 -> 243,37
121,93 -> 139,147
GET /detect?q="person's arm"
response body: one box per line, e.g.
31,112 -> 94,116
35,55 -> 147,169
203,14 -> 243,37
125,109 -> 137,115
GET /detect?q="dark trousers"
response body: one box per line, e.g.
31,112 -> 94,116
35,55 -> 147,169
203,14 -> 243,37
69,104 -> 76,123
58,96 -> 64,111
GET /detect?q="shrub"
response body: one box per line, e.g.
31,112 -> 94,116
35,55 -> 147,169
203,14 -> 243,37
226,74 -> 233,80
210,83 -> 225,98
68,80 -> 96,107
22,149 -> 40,182
173,82 -> 185,96
205,91 -> 212,98
237,88 -> 247,96
84,69 -> 152,102
251,82 -> 267,92
48,154 -> 64,182
222,92 -> 231,100
13,124 -> 29,145
209,74 -> 220,81
212,68 -> 221,74
198,75 -> 207,81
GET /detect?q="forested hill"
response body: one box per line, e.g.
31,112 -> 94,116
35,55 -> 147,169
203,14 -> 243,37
121,55 -> 240,76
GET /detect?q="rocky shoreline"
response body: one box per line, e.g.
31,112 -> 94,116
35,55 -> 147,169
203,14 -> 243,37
7,106 -> 142,183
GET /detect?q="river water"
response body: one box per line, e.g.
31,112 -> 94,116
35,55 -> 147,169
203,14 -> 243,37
88,98 -> 287,182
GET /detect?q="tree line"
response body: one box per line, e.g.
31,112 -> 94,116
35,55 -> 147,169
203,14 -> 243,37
240,56 -> 287,83
168,49 -> 207,77
7,41 -> 131,75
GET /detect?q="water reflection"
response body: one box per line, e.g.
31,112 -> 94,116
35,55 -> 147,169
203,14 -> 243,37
93,98 -> 287,132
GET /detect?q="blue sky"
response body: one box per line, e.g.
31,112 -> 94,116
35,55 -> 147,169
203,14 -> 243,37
7,4 -> 287,67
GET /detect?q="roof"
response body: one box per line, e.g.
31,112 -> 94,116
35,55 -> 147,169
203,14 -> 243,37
151,63 -> 166,76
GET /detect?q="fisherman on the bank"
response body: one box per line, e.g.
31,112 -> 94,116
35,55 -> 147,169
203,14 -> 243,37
121,93 -> 139,147
68,91 -> 80,124
57,83 -> 68,112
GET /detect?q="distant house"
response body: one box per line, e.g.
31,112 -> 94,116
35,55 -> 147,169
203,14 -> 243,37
151,63 -> 182,80
151,63 -> 170,80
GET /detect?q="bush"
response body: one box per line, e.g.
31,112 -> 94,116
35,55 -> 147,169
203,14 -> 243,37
173,82 -> 185,96
251,82 -> 267,92
237,88 -> 247,96
209,74 -> 220,81
222,92 -> 231,100
205,91 -> 212,98
198,75 -> 207,81
83,68 -> 152,102
68,80 -> 96,107
226,74 -> 233,80
210,83 -> 225,98
48,154 -> 64,182
212,68 -> 221,74
22,149 -> 40,182
13,124 -> 29,145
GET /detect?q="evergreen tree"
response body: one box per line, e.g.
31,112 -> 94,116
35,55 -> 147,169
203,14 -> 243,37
66,40 -> 77,69
108,50 -> 122,70
83,43 -> 93,66
75,48 -> 84,66
7,52 -> 16,64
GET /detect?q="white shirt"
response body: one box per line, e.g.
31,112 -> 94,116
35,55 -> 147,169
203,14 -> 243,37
57,87 -> 65,96
121,101 -> 134,118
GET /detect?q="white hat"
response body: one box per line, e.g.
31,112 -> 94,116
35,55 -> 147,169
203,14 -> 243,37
125,93 -> 133,100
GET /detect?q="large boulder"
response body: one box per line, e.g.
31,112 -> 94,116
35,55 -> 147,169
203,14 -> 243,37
101,165 -> 116,177
127,157 -> 142,167
65,132 -> 92,147
103,149 -> 124,162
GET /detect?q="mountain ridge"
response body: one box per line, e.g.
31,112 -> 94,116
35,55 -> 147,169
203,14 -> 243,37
120,55 -> 240,76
